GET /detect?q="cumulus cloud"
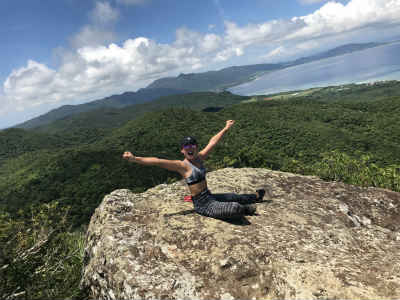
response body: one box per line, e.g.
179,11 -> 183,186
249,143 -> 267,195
2,0 -> 400,119
290,0 -> 400,40
2,32 -> 228,111
70,25 -> 117,48
4,61 -> 56,106
70,1 -> 119,49
174,27 -> 223,54
69,1 -> 120,48
225,0 -> 400,60
90,1 -> 119,24
224,19 -> 305,47
227,0 -> 400,47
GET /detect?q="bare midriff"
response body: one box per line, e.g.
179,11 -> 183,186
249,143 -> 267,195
188,180 -> 208,197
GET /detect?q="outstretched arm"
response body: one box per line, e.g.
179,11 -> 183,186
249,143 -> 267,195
122,151 -> 185,175
198,120 -> 235,160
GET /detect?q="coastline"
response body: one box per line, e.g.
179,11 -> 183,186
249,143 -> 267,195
229,42 -> 400,96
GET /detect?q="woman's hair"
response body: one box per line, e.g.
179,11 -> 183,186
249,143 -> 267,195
180,136 -> 198,148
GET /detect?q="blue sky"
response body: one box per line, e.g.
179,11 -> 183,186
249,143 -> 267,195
1,0 -> 400,128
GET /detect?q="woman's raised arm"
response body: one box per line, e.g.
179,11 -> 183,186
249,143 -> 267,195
122,151 -> 185,175
198,120 -> 235,160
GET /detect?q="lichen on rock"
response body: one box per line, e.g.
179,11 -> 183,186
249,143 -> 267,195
81,168 -> 400,299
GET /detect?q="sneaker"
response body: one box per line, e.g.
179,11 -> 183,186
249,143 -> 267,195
256,189 -> 265,200
244,204 -> 257,215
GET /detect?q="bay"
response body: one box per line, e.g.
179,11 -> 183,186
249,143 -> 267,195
229,42 -> 400,96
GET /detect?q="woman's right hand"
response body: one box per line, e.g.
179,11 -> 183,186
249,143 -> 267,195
225,119 -> 235,130
122,151 -> 135,161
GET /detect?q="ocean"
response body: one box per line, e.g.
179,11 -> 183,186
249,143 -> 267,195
229,42 -> 400,96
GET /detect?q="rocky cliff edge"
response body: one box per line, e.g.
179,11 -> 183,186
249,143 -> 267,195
81,168 -> 400,299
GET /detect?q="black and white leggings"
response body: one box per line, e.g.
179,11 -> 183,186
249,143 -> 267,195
192,189 -> 257,219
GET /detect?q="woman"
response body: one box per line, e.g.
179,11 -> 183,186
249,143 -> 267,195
122,120 -> 265,220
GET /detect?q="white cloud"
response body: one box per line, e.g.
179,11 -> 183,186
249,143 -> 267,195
174,27 -> 223,53
222,0 -> 400,62
2,32 -> 227,111
2,0 -> 400,122
70,1 -> 119,48
213,47 -> 241,62
226,0 -> 400,47
4,61 -> 56,106
90,1 -> 119,24
70,25 -> 117,48
224,19 -> 305,47
290,0 -> 400,40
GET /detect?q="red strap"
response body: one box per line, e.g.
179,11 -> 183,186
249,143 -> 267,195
184,195 -> 192,202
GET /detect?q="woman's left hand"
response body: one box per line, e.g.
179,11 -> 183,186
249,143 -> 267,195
225,120 -> 235,129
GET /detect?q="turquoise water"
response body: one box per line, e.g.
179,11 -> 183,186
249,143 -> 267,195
229,42 -> 400,96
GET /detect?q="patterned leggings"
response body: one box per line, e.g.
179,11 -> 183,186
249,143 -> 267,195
192,189 -> 257,219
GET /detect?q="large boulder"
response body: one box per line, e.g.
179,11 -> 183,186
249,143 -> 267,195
81,168 -> 400,299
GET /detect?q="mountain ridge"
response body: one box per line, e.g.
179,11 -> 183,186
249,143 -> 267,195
11,41 -> 385,130
145,63 -> 282,91
14,88 -> 190,129
286,42 -> 383,66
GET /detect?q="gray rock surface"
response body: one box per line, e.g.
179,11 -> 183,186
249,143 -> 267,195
81,168 -> 400,299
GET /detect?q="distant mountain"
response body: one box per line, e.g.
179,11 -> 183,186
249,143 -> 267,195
13,65 -> 281,130
15,88 -> 190,129
32,91 -> 249,135
287,42 -> 384,67
146,43 -> 385,91
146,63 -> 283,91
12,42 -> 385,130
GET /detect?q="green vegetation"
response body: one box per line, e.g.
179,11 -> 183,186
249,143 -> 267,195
254,80 -> 400,103
32,91 -> 249,134
0,92 -> 249,167
0,128 -> 113,171
1,81 -> 400,298
310,151 -> 400,191
0,201 -> 87,299
15,88 -> 189,129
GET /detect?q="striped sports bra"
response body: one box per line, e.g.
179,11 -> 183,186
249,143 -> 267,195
184,159 -> 206,185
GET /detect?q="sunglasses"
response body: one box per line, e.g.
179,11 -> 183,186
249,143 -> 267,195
183,144 -> 197,149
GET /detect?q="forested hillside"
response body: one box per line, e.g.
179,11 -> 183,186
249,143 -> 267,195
1,81 -> 400,299
32,91 -> 249,134
0,92 -> 248,165
14,88 -> 190,129
2,82 -> 400,223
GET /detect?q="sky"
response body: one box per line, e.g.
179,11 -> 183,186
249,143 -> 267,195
1,0 -> 400,129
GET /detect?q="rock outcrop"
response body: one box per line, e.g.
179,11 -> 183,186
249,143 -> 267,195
81,168 -> 400,299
